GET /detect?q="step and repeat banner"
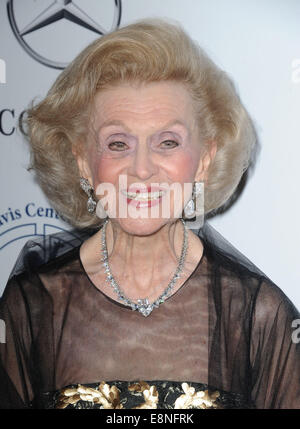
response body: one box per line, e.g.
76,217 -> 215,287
0,0 -> 299,307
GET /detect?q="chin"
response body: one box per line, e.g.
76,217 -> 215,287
113,217 -> 174,237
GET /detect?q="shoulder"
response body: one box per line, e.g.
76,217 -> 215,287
197,223 -> 299,317
2,228 -> 95,305
9,228 -> 95,277
252,278 -> 300,327
201,233 -> 262,298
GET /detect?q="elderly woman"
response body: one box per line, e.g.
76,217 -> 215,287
0,19 -> 299,410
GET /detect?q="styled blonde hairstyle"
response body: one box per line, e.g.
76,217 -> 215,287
23,18 -> 257,229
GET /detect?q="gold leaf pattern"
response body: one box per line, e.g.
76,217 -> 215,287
55,380 -> 221,409
56,382 -> 123,409
128,380 -> 150,393
174,383 -> 220,409
133,385 -> 159,409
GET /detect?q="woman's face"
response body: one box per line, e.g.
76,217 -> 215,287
79,81 -> 212,235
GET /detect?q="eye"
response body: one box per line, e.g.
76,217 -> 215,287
160,140 -> 179,148
108,141 -> 129,151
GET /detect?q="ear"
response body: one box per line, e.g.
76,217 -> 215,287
195,140 -> 217,183
72,146 -> 94,187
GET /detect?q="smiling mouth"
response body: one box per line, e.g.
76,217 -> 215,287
121,190 -> 165,201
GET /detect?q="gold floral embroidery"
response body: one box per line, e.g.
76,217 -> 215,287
128,380 -> 150,393
174,383 -> 220,409
129,381 -> 159,409
55,380 -> 221,409
56,382 -> 123,409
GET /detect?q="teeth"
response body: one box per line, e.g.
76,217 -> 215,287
124,191 -> 163,201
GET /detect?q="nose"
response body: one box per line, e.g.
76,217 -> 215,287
128,143 -> 158,181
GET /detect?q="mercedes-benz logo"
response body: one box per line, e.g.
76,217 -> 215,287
7,0 -> 122,69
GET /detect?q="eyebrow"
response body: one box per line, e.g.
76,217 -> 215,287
97,119 -> 190,134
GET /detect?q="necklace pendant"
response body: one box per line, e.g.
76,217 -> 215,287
137,299 -> 153,317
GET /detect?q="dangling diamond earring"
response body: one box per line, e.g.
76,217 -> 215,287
184,181 -> 204,218
79,177 -> 97,213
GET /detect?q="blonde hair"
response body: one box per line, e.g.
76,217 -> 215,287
22,18 -> 257,228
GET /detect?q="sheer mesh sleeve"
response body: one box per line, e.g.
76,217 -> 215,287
250,279 -> 300,408
0,276 -> 34,408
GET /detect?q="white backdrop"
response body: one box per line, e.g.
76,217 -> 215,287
0,0 -> 299,308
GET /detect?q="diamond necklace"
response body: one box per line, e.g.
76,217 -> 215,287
100,218 -> 188,317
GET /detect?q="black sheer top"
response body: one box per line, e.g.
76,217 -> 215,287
0,221 -> 299,409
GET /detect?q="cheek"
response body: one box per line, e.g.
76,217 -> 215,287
91,158 -> 125,216
91,157 -> 126,185
165,152 -> 199,183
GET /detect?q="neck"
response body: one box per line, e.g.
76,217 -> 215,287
106,218 -> 184,267
102,218 -> 186,296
